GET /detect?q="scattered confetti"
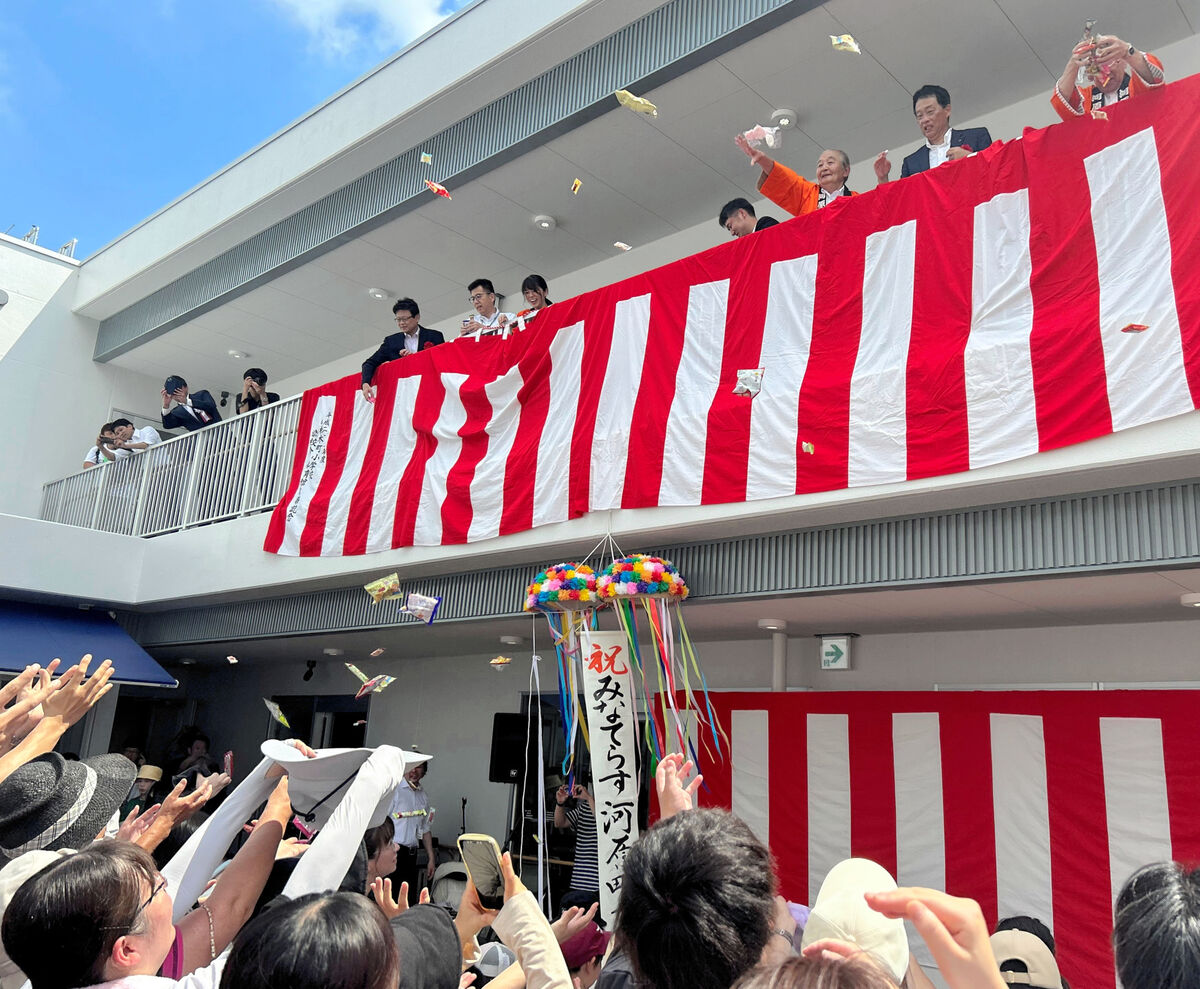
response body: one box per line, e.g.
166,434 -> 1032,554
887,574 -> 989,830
424,179 -> 452,200
400,592 -> 441,624
226,655 -> 238,664
733,368 -> 764,397
801,441 -> 816,455
292,816 -> 315,839
613,241 -> 632,252
345,663 -> 397,700
614,89 -> 658,117
263,698 -> 290,728
1120,323 -> 1149,333
353,719 -> 367,727
490,655 -> 513,671
741,124 -> 782,150
831,34 -> 862,54
1091,109 -> 1109,121
420,151 -> 433,164
370,648 -> 385,657
571,178 -> 582,195
364,573 -> 400,603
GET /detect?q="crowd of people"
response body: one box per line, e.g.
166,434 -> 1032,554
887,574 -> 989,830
718,32 -> 1164,237
2,659 -> 1199,989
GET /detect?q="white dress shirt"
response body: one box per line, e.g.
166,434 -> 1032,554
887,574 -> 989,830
926,128 -> 954,168
388,778 -> 432,847
113,426 -> 163,458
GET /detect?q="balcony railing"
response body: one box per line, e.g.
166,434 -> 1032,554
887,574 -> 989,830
40,397 -> 302,536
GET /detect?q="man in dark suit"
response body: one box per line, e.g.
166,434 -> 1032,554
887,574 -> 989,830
361,297 -> 445,401
160,375 -> 221,431
873,84 -> 992,182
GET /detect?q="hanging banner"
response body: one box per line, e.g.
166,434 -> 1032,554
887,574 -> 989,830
579,628 -> 640,921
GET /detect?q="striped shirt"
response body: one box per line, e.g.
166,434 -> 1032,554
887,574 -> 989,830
566,801 -> 599,891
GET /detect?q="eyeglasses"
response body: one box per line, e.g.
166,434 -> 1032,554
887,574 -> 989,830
469,293 -> 490,302
102,877 -> 168,935
394,315 -> 416,324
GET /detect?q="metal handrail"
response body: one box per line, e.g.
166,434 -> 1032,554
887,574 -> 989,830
39,396 -> 303,537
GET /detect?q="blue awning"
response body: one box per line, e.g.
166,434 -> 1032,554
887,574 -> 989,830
0,601 -> 177,688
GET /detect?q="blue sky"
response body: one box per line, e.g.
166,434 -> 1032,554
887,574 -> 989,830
0,0 -> 468,259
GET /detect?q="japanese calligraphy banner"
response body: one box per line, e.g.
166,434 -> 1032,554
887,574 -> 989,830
580,629 -> 640,920
266,75 -> 1200,557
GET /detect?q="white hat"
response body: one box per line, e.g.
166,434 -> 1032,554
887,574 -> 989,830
474,941 -> 517,978
990,930 -> 1063,988
800,858 -> 909,983
0,849 -> 75,989
259,740 -> 430,831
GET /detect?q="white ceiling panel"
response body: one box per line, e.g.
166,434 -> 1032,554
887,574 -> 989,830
995,0 -> 1191,75
640,58 -> 749,119
313,240 -> 464,301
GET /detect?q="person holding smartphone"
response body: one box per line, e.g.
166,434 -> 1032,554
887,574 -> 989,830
553,777 -> 600,917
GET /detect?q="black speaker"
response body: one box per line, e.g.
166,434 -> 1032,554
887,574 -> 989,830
489,712 -> 529,783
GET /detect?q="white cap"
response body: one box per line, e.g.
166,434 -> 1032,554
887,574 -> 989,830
800,858 -> 909,983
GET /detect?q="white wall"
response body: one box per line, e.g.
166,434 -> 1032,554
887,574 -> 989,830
0,239 -> 167,518
0,233 -> 78,361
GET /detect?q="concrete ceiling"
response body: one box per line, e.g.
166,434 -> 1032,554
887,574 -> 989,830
106,0 -> 1199,394
150,564 -> 1200,670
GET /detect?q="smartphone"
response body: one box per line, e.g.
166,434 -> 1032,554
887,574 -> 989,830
223,750 -> 233,778
458,833 -> 505,910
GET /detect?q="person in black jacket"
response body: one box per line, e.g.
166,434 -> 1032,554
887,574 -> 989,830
873,84 -> 992,183
361,298 -> 445,401
160,375 -> 221,430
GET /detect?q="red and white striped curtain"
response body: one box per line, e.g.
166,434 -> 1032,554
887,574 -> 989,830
690,689 -> 1200,989
267,75 -> 1200,557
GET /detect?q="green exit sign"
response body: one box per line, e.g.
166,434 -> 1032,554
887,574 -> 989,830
820,636 -> 851,670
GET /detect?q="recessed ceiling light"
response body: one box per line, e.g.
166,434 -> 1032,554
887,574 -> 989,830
322,647 -> 344,657
1181,593 -> 1200,607
179,657 -> 197,665
499,634 -> 523,646
367,287 -> 389,300
227,349 -> 248,359
532,214 -> 556,231
757,618 -> 788,632
771,108 -> 797,129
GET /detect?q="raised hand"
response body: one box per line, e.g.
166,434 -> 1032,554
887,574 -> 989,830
552,901 -> 599,943
734,133 -> 774,174
874,150 -> 892,183
41,656 -> 115,728
866,887 -> 1005,989
370,877 -> 408,919
655,752 -> 702,821
115,803 -> 162,843
0,662 -> 59,753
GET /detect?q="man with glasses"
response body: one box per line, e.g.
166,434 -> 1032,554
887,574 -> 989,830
874,84 -> 992,182
462,278 -> 515,336
361,297 -> 445,401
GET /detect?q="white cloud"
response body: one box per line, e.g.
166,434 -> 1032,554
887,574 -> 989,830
266,0 -> 452,58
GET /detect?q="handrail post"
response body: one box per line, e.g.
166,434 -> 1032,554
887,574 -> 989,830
89,462 -> 110,529
178,432 -> 204,528
238,409 -> 267,516
131,452 -> 152,535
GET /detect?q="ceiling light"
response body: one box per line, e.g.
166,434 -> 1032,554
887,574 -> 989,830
771,108 -> 797,129
179,657 -> 197,666
322,647 -> 344,657
367,287 -> 389,300
227,349 -> 248,359
1182,594 -> 1200,607
532,214 -> 556,231
757,618 -> 788,632
499,634 -> 523,646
